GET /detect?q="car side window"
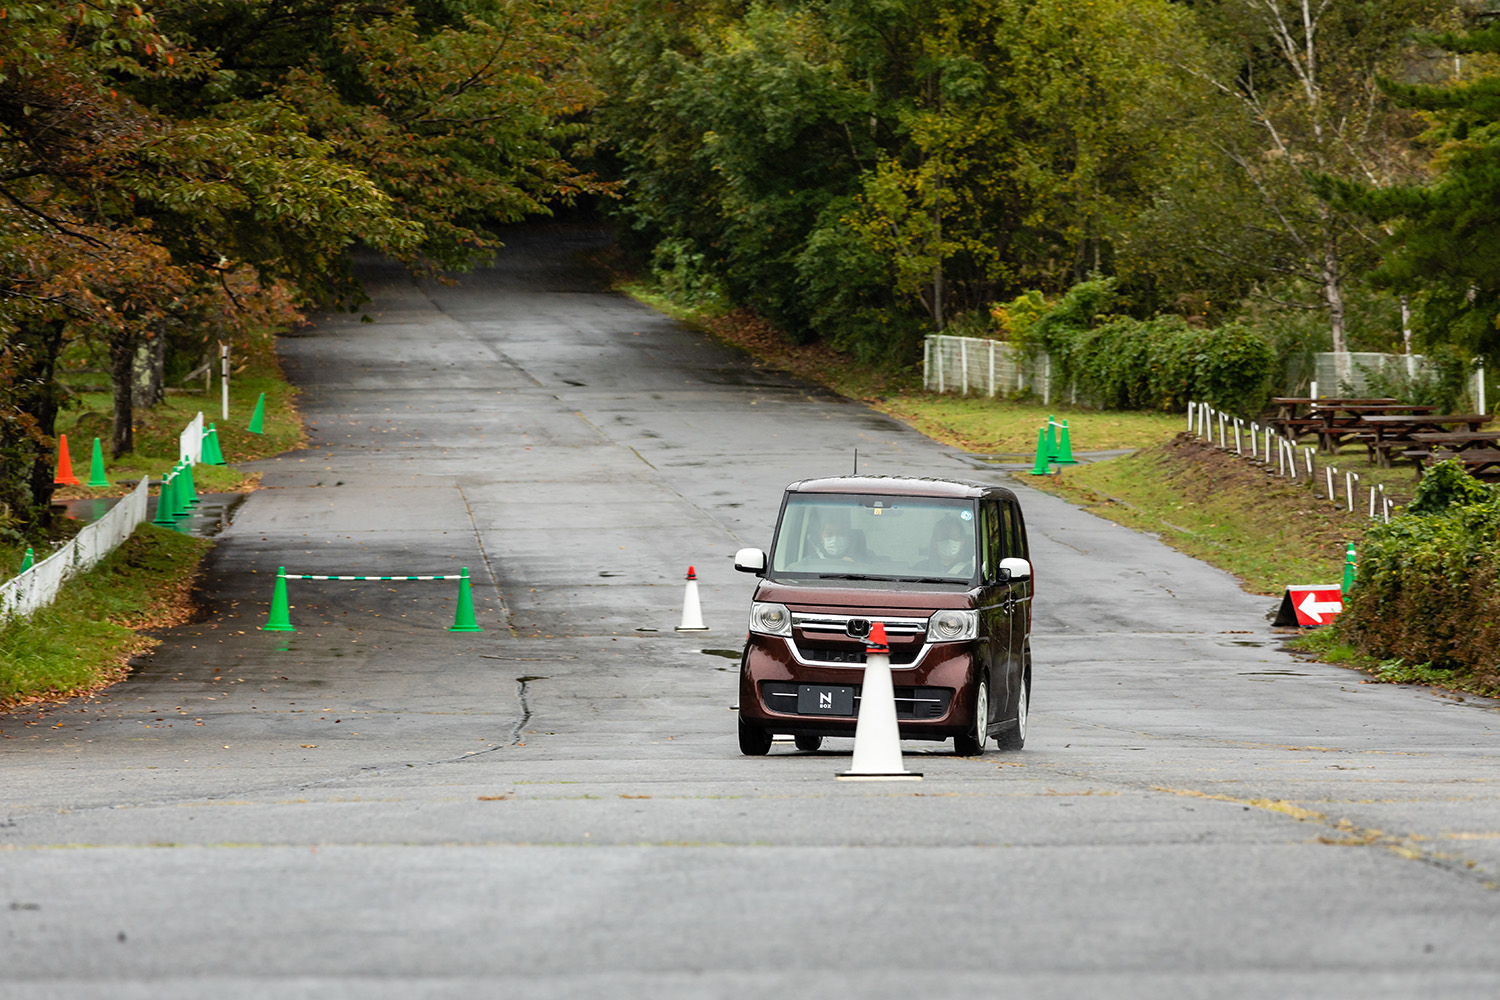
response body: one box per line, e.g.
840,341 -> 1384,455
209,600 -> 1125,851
980,502 -> 1002,582
998,503 -> 1016,560
1004,501 -> 1028,561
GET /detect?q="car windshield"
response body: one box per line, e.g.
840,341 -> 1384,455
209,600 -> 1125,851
769,494 -> 978,583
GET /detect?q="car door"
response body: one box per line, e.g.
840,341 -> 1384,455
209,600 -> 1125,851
977,500 -> 1010,734
999,499 -> 1030,712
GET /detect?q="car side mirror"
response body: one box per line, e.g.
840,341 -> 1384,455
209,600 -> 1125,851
734,548 -> 768,576
998,557 -> 1031,582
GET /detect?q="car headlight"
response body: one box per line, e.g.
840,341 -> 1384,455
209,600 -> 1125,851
749,602 -> 792,637
926,609 -> 977,642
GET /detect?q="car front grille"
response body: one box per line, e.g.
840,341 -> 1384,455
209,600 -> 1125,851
760,681 -> 951,720
793,644 -> 919,666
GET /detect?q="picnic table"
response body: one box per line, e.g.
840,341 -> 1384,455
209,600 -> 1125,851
1363,414 -> 1495,466
1411,430 -> 1500,481
1268,397 -> 1395,443
1309,402 -> 1437,453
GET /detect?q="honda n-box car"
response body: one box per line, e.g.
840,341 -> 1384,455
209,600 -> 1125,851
734,476 -> 1033,756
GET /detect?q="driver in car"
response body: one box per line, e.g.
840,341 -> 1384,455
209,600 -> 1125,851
808,510 -> 861,562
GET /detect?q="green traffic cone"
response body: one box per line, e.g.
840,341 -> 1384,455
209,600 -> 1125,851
1028,427 -> 1052,475
152,472 -> 177,526
1045,417 -> 1058,460
262,567 -> 296,632
1054,420 -> 1079,464
247,392 -> 266,434
204,424 -> 225,465
449,567 -> 483,632
181,460 -> 199,507
86,437 -> 110,487
20,547 -> 34,573
1343,542 -> 1357,592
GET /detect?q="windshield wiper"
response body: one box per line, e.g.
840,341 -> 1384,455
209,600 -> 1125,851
888,575 -> 963,584
815,572 -> 883,581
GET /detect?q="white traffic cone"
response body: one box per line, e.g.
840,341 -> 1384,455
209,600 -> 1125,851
838,622 -> 922,781
675,565 -> 709,631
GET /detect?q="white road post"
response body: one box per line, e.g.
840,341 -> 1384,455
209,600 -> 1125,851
220,342 -> 230,420
1346,472 -> 1358,512
1326,466 -> 1335,502
1304,447 -> 1314,478
1277,438 -> 1286,477
1218,413 -> 1227,449
1265,429 -> 1273,465
1187,401 -> 1195,433
1233,419 -> 1242,455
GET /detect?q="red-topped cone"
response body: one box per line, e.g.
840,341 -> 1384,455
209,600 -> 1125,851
838,622 -> 922,781
676,565 -> 708,631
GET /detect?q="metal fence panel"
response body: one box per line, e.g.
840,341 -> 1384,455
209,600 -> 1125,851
923,336 -> 1052,400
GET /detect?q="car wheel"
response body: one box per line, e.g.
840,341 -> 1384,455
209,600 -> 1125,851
739,716 -> 772,756
953,678 -> 988,756
794,734 -> 823,752
995,676 -> 1028,750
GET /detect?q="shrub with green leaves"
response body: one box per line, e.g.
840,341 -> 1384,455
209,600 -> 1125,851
1337,460 -> 1500,679
1002,280 -> 1276,413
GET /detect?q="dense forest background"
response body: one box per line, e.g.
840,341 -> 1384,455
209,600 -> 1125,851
4,0 -> 1500,531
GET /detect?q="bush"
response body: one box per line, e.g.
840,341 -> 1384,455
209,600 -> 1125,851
1337,461 -> 1500,678
1003,281 -> 1276,413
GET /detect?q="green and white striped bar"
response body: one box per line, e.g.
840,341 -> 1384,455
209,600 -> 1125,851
286,574 -> 463,581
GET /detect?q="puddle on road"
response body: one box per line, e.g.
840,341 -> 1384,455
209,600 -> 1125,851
58,491 -> 247,539
700,649 -> 740,659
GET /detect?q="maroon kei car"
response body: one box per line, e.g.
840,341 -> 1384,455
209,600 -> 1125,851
734,476 -> 1033,756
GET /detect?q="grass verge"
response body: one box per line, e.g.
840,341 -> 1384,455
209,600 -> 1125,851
1029,434 -> 1368,595
0,525 -> 210,711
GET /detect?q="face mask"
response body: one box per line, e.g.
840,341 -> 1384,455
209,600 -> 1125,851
940,538 -> 962,560
822,533 -> 849,557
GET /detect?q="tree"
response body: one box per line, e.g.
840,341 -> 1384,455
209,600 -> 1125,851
1166,0 -> 1459,351
1331,22 -> 1500,361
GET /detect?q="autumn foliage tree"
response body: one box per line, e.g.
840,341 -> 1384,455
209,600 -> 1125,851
0,0 -> 610,532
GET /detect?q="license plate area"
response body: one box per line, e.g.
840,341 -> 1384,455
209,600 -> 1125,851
797,684 -> 855,716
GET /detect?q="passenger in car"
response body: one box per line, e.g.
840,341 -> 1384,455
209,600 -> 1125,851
915,515 -> 975,578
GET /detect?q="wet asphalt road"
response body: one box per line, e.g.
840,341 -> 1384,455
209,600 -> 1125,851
5,227 -> 1500,998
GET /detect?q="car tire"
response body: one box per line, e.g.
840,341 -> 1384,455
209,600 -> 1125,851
995,676 -> 1028,751
953,678 -> 988,756
794,734 -> 823,752
739,716 -> 773,756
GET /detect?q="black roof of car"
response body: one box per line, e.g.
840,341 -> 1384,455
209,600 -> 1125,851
784,475 -> 1018,502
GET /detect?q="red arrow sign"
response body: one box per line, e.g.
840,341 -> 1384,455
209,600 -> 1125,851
1273,585 -> 1344,627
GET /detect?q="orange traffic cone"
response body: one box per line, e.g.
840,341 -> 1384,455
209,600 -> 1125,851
53,434 -> 81,485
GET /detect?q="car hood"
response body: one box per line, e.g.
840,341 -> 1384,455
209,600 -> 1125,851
754,580 -> 976,614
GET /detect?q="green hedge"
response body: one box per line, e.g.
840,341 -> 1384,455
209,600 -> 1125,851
1004,279 -> 1275,413
1337,461 -> 1500,680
